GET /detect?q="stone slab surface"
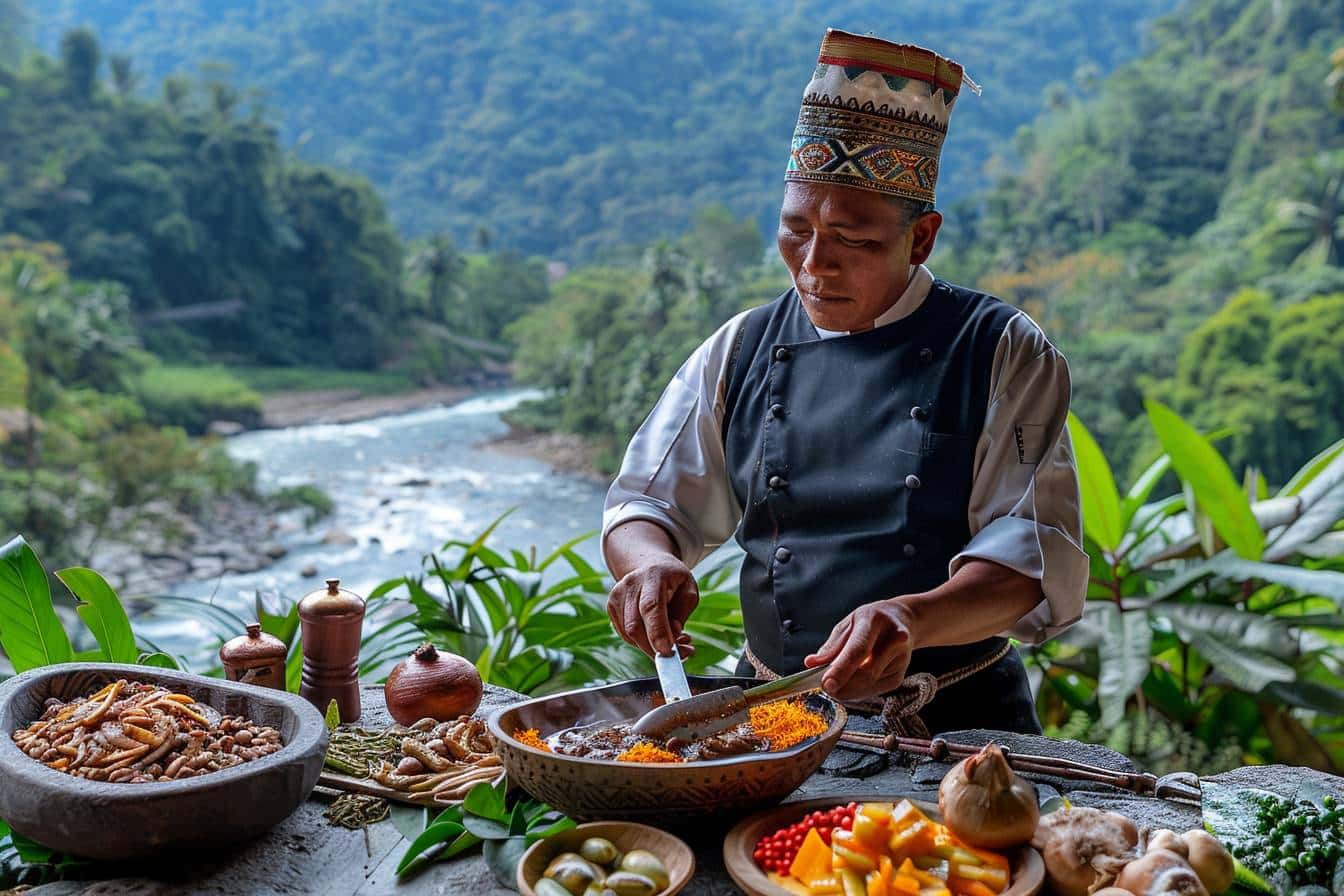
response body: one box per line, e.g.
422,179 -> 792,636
21,688 -> 1343,896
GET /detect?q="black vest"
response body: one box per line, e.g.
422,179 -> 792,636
723,280 -> 1019,676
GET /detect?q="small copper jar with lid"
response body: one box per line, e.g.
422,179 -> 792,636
219,623 -> 288,690
298,577 -> 365,723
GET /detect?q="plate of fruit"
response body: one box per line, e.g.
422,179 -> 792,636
723,795 -> 1043,896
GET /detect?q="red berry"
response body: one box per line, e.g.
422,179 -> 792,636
841,817 -> 853,830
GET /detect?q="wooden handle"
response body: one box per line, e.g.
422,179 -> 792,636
743,662 -> 830,705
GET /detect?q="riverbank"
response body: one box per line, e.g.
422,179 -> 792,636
93,384 -> 482,596
260,384 -> 475,428
487,421 -> 607,483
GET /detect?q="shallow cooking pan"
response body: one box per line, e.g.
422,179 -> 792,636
488,675 -> 845,822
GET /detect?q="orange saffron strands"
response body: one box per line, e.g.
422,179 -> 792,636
748,698 -> 827,749
512,728 -> 551,752
617,742 -> 684,763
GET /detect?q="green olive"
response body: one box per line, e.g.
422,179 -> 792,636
580,837 -> 621,866
619,850 -> 669,890
603,871 -> 657,896
535,880 -> 576,896
544,857 -> 603,896
582,884 -> 606,896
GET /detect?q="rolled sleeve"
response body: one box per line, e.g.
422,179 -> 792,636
949,312 -> 1089,643
600,312 -> 747,569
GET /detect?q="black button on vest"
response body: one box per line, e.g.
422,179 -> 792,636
722,282 -> 1020,676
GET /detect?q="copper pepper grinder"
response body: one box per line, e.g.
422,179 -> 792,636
219,622 -> 288,690
299,577 -> 365,722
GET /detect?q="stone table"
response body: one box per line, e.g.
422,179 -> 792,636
21,685 -> 1344,896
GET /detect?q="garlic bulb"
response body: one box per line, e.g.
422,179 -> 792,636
938,742 -> 1040,848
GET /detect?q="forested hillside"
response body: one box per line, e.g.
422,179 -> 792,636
29,0 -> 1172,258
937,0 -> 1344,482
509,0 -> 1344,485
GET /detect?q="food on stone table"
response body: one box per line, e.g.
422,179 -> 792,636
1031,806 -> 1139,896
540,840 -> 669,896
1114,848 -> 1209,896
937,742 -> 1039,849
10,679 -> 282,783
514,697 -> 827,762
323,715 -> 501,804
754,803 -> 859,875
1217,790 -> 1343,891
757,800 -> 1013,896
1142,829 -> 1187,858
382,643 -> 483,725
1178,831 -> 1233,895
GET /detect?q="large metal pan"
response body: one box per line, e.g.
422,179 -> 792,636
488,675 -> 845,822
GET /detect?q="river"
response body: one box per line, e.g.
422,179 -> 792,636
134,390 -> 610,662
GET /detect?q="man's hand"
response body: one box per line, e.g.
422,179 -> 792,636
606,558 -> 699,659
804,599 -> 919,701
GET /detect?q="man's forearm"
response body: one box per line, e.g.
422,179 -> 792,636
602,519 -> 683,579
899,559 -> 1044,648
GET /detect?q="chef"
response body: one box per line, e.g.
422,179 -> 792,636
601,30 -> 1088,735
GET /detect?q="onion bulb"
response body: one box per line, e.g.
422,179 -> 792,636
938,742 -> 1040,848
383,643 -> 482,725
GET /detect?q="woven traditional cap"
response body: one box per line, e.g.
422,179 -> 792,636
786,29 -> 971,203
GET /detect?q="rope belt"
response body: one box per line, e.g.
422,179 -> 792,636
744,641 -> 1011,739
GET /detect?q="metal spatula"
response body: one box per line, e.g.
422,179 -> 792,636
631,662 -> 831,742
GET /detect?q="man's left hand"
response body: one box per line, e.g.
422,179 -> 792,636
804,599 -> 918,701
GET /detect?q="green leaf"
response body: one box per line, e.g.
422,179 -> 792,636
462,814 -> 511,841
395,821 -> 468,875
1265,480 -> 1344,563
1094,604 -> 1152,726
1278,436 -> 1344,497
1181,631 -> 1294,693
483,835 -> 530,890
526,815 -> 576,843
255,591 -> 300,647
1159,603 -> 1298,659
462,777 -> 509,822
324,699 -> 341,731
0,537 -> 73,672
285,638 -> 303,693
56,568 -> 138,664
1209,555 -> 1344,607
1121,452 -> 1171,527
137,652 -> 178,669
1262,679 -> 1344,714
1068,413 -> 1123,551
389,804 -> 429,843
1146,401 -> 1265,560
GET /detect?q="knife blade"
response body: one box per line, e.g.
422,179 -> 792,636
653,650 -> 693,703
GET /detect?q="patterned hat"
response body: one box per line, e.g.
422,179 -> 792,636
786,29 -> 973,203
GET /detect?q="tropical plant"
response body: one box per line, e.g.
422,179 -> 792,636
1027,402 -> 1344,771
368,513 -> 744,696
0,535 -> 178,676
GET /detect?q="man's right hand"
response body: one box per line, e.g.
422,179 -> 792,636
606,558 -> 699,659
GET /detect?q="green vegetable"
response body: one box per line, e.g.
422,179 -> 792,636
1202,781 -> 1344,894
394,776 -> 575,880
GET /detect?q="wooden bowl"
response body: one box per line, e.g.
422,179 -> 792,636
517,820 -> 694,896
488,676 -> 846,822
0,663 -> 329,859
723,796 -> 1045,896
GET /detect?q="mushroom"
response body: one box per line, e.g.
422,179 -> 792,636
1115,848 -> 1209,896
1032,807 -> 1140,896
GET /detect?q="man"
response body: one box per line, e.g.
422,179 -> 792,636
601,30 -> 1088,734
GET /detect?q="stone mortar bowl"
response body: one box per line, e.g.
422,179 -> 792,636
0,663 -> 328,859
489,675 -> 845,822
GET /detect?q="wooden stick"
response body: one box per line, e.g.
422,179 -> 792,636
839,732 -> 1162,795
